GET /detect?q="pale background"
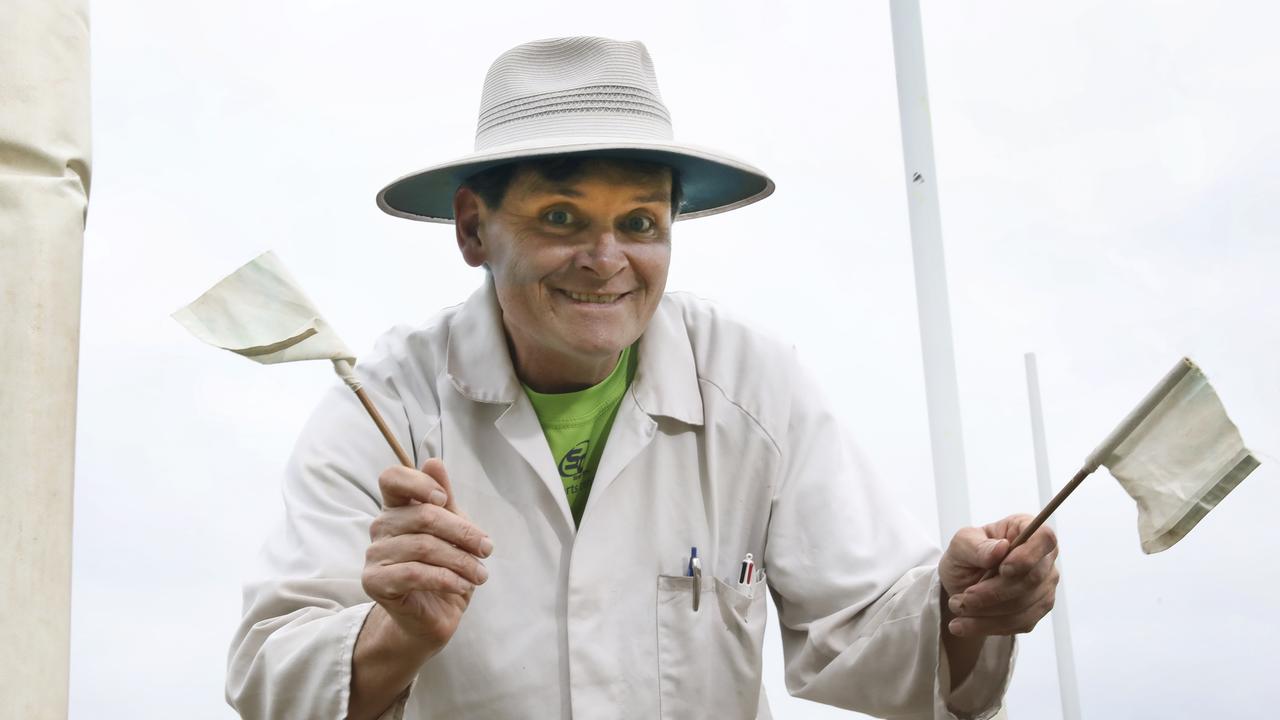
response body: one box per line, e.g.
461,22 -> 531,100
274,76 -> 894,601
73,1 -> 1279,717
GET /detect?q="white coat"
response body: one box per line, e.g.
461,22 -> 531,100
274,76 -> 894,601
226,279 -> 1015,719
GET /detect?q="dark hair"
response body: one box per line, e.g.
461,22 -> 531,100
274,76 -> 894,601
461,156 -> 684,218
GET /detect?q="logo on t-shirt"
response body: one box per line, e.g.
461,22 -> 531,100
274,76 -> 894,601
558,440 -> 590,478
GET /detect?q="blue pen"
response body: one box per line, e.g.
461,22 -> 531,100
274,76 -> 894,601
686,546 -> 702,612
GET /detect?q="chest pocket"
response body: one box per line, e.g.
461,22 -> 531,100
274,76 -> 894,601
655,571 -> 768,719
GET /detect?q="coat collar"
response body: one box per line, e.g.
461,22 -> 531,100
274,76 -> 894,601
445,277 -> 704,426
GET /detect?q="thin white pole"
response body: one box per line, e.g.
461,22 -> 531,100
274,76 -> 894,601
889,0 -> 972,541
0,1 -> 91,717
891,6 -> 1011,716
1024,353 -> 1083,720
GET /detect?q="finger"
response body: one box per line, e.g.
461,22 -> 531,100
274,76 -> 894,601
378,464 -> 449,509
373,503 -> 493,558
956,550 -> 1058,607
984,513 -> 1033,542
947,582 -> 1057,638
362,561 -> 474,600
948,526 -> 1009,571
999,523 -> 1058,578
951,557 -> 1058,618
367,533 -> 490,586
421,458 -> 464,517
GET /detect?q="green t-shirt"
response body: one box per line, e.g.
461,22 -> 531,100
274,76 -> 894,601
522,346 -> 637,526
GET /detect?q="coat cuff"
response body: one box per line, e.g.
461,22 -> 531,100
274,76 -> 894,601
930,572 -> 1017,719
342,602 -> 415,720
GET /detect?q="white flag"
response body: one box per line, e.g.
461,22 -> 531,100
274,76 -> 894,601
1087,358 -> 1259,554
174,251 -> 417,465
173,251 -> 359,386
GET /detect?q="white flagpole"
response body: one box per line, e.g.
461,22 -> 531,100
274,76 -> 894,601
889,0 -> 972,541
1024,353 -> 1083,720
0,0 -> 91,717
891,6 -> 1011,718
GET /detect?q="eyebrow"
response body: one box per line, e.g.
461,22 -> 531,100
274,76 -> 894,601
535,185 -> 584,198
630,190 -> 671,204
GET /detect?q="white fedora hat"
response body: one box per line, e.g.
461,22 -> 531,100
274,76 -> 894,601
376,36 -> 775,223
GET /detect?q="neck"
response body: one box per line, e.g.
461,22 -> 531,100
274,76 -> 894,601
506,337 -> 621,394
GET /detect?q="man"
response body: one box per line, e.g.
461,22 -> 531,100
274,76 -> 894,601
227,37 -> 1058,719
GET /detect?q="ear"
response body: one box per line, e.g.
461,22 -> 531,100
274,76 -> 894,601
454,186 -> 487,268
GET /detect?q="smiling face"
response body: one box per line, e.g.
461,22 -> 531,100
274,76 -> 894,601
453,158 -> 675,392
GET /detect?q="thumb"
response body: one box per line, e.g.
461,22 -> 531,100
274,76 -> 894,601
975,537 -> 1009,569
949,527 -> 1009,570
421,458 -> 466,518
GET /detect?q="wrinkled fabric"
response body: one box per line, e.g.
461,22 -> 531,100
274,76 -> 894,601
1101,360 -> 1260,554
173,251 -> 355,365
0,0 -> 91,714
227,279 -> 1014,719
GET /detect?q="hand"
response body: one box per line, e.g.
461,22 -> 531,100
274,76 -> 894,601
939,513 -> 1059,639
361,458 -> 494,650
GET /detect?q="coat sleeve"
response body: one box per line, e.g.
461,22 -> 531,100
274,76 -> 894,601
225,381 -> 424,720
763,362 -> 1015,719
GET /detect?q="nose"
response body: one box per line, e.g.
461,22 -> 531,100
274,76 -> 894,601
575,227 -> 626,279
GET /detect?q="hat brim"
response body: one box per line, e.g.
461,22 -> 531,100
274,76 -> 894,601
376,139 -> 774,223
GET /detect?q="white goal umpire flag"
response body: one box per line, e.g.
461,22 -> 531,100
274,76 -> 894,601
1088,358 -> 1260,554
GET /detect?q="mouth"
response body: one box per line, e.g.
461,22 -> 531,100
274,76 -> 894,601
557,289 -> 630,305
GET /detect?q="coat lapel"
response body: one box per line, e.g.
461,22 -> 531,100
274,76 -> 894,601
445,277 -> 575,532
586,392 -> 657,510
583,298 -> 705,518
494,393 -> 577,531
630,296 -> 704,427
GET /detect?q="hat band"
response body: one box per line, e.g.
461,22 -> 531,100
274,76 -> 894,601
474,83 -> 674,151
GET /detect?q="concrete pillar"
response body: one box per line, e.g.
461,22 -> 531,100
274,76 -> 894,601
0,0 -> 92,717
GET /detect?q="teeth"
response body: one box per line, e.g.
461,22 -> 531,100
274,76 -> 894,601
565,291 -> 620,303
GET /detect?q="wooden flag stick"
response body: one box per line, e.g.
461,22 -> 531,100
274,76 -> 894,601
980,465 -> 1093,581
330,358 -> 414,469
353,386 -> 415,469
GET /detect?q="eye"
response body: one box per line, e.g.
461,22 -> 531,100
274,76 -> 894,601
543,208 -> 575,226
624,215 -> 655,234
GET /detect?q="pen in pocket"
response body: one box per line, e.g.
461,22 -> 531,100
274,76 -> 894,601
686,546 -> 701,612
737,553 -> 755,587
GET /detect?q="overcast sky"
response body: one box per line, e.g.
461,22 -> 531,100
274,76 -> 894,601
73,1 -> 1279,717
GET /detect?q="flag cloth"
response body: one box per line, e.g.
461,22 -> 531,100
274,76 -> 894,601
175,251 -> 416,465
1090,358 -> 1259,554
173,252 -> 357,381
